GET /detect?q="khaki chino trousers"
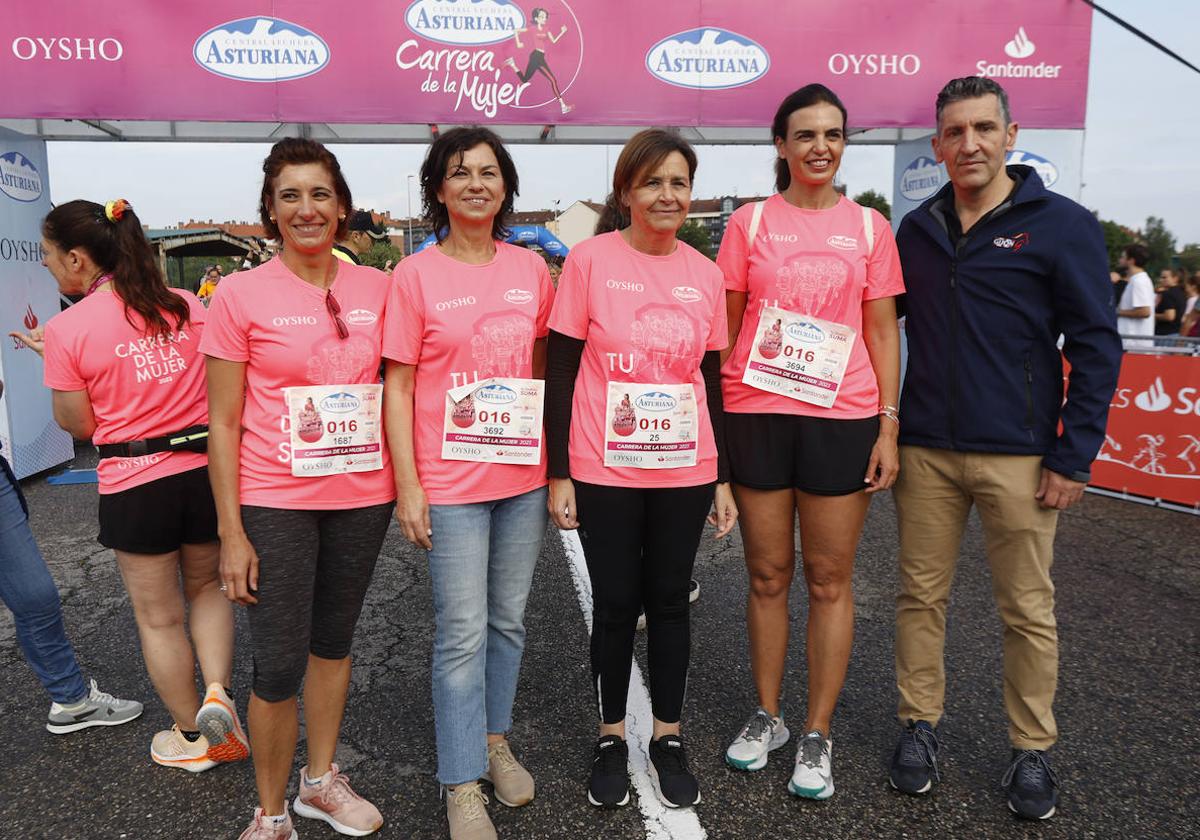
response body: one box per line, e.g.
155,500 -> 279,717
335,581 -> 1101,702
893,445 -> 1060,750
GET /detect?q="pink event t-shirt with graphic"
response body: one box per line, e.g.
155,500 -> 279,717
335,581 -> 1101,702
382,242 -> 554,505
717,194 -> 905,418
42,290 -> 208,494
548,231 -> 727,489
200,257 -> 394,510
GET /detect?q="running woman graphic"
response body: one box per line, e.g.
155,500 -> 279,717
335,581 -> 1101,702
505,7 -> 573,114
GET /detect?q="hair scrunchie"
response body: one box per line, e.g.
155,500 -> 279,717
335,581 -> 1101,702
104,198 -> 130,223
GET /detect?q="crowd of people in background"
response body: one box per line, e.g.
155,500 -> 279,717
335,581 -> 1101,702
1112,243 -> 1199,347
2,75 -> 1132,840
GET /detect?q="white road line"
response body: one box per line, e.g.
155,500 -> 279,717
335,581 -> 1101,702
558,527 -> 707,840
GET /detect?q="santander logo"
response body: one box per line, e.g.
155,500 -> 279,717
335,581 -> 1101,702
1004,27 -> 1036,59
1135,378 -> 1172,413
671,286 -> 702,303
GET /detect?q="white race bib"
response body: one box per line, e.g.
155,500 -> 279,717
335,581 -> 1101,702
604,382 -> 698,469
741,306 -> 855,409
284,383 -> 383,477
441,377 -> 544,466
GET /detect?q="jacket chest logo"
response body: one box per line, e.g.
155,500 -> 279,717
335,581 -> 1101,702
992,232 -> 1030,252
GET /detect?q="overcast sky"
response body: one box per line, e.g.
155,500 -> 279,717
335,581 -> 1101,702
45,1 -> 1200,244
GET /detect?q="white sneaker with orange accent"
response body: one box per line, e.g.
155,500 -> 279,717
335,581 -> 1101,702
195,682 -> 250,763
150,725 -> 216,773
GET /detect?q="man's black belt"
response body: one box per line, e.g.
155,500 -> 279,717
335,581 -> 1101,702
96,425 -> 209,459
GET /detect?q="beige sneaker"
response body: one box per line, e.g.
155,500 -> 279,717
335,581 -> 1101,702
150,725 -> 216,773
195,682 -> 250,763
483,740 -> 535,807
445,781 -> 497,840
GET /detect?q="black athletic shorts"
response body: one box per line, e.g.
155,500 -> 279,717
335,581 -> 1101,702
726,413 -> 880,495
98,466 -> 218,554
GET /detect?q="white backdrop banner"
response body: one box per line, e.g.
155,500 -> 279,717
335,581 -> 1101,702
891,129 -> 1085,230
0,125 -> 73,478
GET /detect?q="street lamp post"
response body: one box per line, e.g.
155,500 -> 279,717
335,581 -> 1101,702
406,174 -> 415,256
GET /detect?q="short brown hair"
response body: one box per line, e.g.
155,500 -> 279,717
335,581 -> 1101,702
596,129 -> 698,234
259,138 -> 353,241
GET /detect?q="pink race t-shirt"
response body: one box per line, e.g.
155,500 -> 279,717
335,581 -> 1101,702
382,242 -> 554,505
42,290 -> 208,494
200,257 -> 394,510
718,194 -> 905,418
548,231 -> 727,489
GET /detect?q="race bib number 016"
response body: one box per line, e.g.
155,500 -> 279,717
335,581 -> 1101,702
604,382 -> 697,469
742,306 -> 855,409
284,383 -> 383,477
441,377 -> 544,466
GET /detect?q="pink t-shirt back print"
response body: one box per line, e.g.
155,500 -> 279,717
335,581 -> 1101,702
199,257 -> 394,510
381,242 -> 555,505
717,194 -> 905,418
548,231 -> 726,489
42,290 -> 209,494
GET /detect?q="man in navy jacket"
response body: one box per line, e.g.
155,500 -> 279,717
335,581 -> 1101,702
888,77 -> 1121,821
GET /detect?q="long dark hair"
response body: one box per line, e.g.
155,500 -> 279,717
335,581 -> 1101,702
420,127 -> 519,244
771,84 -> 848,193
259,137 -> 353,243
43,200 -> 189,337
595,129 -> 697,235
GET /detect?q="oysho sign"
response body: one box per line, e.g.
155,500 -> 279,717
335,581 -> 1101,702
404,0 -> 525,46
194,17 -> 330,82
646,28 -> 769,90
0,151 -> 43,202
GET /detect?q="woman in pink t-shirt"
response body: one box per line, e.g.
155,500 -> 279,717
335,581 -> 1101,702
545,130 -> 738,810
203,139 -> 393,840
29,199 -> 244,772
718,85 -> 903,798
382,127 -> 552,840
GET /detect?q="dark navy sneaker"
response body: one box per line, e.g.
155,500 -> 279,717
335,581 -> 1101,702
648,735 -> 701,808
588,735 -> 630,808
889,720 -> 940,795
1002,749 -> 1059,820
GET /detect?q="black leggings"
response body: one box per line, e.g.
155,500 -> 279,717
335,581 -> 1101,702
574,480 -> 714,724
517,50 -> 563,100
241,502 -> 394,702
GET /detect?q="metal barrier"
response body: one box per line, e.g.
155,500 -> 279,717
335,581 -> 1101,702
1119,334 -> 1200,356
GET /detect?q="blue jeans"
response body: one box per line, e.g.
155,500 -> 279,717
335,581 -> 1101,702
428,485 -> 548,785
0,455 -> 87,704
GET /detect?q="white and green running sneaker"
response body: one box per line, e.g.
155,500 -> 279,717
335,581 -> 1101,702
725,707 -> 790,771
788,730 -> 834,799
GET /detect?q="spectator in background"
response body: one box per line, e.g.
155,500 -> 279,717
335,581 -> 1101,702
198,265 -> 222,302
1154,267 -> 1187,337
1116,244 -> 1155,349
1110,270 -> 1127,313
1180,273 -> 1200,338
333,210 -> 388,265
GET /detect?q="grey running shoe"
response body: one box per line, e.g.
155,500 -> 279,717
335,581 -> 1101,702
788,730 -> 834,799
46,679 -> 143,734
725,707 -> 790,771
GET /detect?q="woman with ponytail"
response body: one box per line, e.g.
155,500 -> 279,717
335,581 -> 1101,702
20,198 -> 249,774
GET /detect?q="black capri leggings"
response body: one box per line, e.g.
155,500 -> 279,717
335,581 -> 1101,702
241,502 -> 394,702
574,480 -> 714,725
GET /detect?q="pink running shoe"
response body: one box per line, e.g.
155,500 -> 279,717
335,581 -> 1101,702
195,682 -> 250,763
237,808 -> 297,840
293,763 -> 383,836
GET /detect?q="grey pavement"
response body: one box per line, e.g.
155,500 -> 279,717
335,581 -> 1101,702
2,446 -> 1196,839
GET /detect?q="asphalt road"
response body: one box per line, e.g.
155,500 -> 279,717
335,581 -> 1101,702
2,447 -> 1196,840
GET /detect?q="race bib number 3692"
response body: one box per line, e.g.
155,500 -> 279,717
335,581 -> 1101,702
742,306 -> 855,409
441,377 -> 544,466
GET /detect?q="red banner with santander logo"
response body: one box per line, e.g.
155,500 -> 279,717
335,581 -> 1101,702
0,1 -> 1091,127
1092,354 -> 1200,509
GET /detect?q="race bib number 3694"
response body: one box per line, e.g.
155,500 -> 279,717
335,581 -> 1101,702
741,306 -> 855,409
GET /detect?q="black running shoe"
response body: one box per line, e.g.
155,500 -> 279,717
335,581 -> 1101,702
648,734 -> 700,808
889,720 -> 940,795
1002,749 -> 1059,820
588,735 -> 630,808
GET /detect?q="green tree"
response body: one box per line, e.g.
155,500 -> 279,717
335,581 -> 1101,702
1098,217 -> 1136,271
360,240 -> 404,272
1177,243 -> 1200,276
852,189 -> 891,221
677,220 -> 714,259
1140,215 -> 1176,276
